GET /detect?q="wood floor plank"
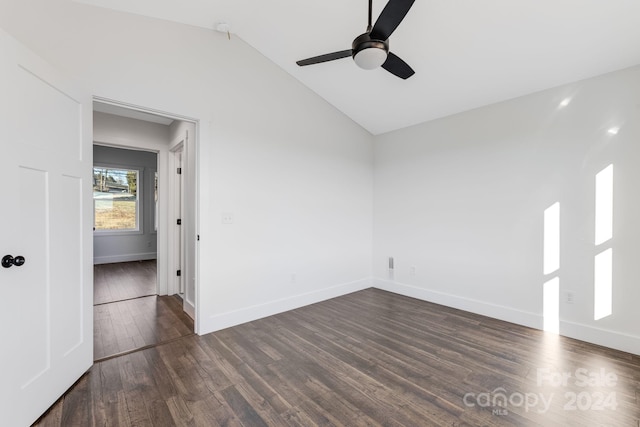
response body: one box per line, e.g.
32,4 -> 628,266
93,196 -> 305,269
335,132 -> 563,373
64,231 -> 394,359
190,393 -> 244,427
94,260 -> 157,305
35,289 -> 640,426
57,374 -> 93,427
165,396 -> 197,427
220,385 -> 269,427
94,295 -> 194,360
298,391 -> 383,427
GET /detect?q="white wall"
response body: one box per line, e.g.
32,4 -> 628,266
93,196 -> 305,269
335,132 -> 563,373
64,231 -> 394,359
93,111 -> 170,152
0,0 -> 374,334
374,65 -> 640,355
93,144 -> 159,264
9,0 -> 637,355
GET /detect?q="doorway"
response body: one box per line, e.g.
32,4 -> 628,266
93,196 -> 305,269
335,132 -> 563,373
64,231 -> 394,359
170,143 -> 185,298
92,99 -> 198,360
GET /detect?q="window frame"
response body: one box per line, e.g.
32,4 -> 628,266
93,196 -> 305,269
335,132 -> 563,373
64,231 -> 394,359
93,164 -> 144,236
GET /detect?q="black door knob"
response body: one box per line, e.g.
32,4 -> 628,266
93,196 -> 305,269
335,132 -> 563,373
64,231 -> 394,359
2,255 -> 26,268
1,256 -> 12,268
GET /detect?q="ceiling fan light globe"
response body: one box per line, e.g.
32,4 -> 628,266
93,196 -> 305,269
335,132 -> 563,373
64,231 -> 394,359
353,47 -> 388,70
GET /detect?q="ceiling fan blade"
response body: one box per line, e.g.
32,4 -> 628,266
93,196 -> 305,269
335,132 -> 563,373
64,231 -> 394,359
369,0 -> 415,41
381,52 -> 415,79
296,50 -> 352,66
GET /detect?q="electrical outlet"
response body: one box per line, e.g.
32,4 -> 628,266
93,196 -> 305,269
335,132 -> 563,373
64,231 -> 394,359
221,212 -> 234,224
410,265 -> 416,276
565,291 -> 575,304
291,273 -> 297,283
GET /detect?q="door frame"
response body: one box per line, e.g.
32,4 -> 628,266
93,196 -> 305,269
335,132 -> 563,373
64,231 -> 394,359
92,96 -> 199,331
168,140 -> 185,297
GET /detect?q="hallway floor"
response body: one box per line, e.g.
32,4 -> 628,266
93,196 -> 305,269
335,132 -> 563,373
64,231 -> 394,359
93,261 -> 194,361
94,260 -> 157,305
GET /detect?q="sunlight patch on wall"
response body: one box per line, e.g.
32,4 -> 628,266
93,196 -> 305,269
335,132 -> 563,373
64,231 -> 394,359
543,202 -> 560,275
543,277 -> 560,334
595,164 -> 613,246
543,202 -> 560,333
594,248 -> 613,320
594,164 -> 613,321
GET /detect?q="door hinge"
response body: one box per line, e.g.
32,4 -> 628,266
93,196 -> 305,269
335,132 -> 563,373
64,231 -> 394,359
177,219 -> 182,225
177,167 -> 182,175
176,270 -> 181,277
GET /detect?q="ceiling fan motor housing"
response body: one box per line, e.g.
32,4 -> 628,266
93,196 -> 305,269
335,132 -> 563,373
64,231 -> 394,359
352,33 -> 389,69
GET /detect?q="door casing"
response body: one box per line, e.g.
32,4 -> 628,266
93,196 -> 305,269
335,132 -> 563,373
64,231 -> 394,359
92,97 -> 199,325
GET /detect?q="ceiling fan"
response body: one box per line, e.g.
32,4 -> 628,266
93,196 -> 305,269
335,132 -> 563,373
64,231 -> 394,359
296,0 -> 416,79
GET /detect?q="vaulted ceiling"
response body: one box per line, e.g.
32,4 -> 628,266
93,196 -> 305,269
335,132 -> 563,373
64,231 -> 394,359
75,0 -> 640,135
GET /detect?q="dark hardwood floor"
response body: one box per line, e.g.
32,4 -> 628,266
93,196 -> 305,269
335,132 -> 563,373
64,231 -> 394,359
93,260 -> 194,361
94,260 -> 157,305
36,289 -> 639,426
94,294 -> 195,361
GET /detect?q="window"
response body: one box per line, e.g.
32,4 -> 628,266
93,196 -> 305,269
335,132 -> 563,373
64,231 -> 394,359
93,167 -> 140,232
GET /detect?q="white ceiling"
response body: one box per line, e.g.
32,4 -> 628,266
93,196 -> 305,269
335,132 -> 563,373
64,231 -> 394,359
75,0 -> 640,135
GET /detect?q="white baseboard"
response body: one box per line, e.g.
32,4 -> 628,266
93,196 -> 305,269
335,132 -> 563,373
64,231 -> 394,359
559,320 -> 640,356
93,252 -> 157,265
184,299 -> 195,320
373,277 -> 640,356
373,277 -> 541,329
200,277 -> 372,335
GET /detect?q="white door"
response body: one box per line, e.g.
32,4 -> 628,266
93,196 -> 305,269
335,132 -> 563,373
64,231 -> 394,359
0,30 -> 93,426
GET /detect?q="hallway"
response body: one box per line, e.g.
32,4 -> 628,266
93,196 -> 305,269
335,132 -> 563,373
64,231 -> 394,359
93,261 -> 194,361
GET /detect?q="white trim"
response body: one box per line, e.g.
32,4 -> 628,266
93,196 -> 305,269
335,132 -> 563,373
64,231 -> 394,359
93,252 -> 157,265
372,277 -> 640,356
200,278 -> 373,334
192,123 -> 200,334
92,97 -> 200,335
560,320 -> 640,356
197,272 -> 640,355
372,277 -> 541,329
184,299 -> 195,320
167,139 -> 184,297
93,96 -> 197,123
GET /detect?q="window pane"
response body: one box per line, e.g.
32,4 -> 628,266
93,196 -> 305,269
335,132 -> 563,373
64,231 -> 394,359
93,167 -> 139,231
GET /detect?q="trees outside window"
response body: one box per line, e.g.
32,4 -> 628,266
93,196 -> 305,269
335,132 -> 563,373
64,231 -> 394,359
93,167 -> 140,231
